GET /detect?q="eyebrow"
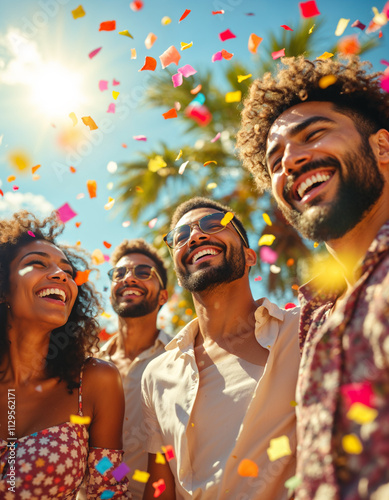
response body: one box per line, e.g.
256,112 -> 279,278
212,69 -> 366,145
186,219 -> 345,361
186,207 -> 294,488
266,116 -> 336,165
19,251 -> 72,267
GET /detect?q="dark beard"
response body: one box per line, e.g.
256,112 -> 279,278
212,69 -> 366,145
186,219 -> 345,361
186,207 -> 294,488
112,294 -> 160,318
280,137 -> 384,242
176,242 -> 246,293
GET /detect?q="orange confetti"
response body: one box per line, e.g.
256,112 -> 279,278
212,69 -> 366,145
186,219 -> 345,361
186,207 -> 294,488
145,32 -> 157,49
70,166 -> 76,173
179,9 -> 191,22
74,270 -> 91,285
291,284 -> 299,290
203,160 -> 217,166
238,459 -> 258,477
81,116 -> 98,130
136,186 -> 144,193
221,49 -> 233,60
190,84 -> 202,94
286,258 -> 295,266
99,20 -> 116,31
103,241 -> 112,249
31,164 -> 41,174
7,176 -> 16,182
75,222 -> 81,228
139,56 -> 157,71
86,180 -> 97,198
248,33 -> 263,54
131,48 -> 137,59
162,108 -> 178,119
71,5 -> 85,19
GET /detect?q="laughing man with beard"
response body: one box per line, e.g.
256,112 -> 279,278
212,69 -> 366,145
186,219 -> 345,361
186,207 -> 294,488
238,57 -> 389,500
141,197 -> 300,500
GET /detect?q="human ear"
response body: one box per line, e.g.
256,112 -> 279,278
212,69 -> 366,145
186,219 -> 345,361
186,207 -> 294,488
158,289 -> 168,306
244,248 -> 257,267
371,129 -> 389,165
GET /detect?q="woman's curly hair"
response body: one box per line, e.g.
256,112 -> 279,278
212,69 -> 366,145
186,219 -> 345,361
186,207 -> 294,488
237,56 -> 389,192
0,210 -> 102,392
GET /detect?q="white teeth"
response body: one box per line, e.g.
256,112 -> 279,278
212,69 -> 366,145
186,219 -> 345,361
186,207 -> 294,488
192,248 -> 219,264
297,172 -> 331,199
122,289 -> 141,297
37,288 -> 66,302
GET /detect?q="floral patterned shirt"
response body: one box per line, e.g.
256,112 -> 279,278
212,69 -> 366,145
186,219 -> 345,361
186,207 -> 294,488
296,220 -> 389,500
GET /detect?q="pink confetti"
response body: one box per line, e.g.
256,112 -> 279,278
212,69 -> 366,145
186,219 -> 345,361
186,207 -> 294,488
259,246 -> 278,264
272,48 -> 285,60
112,79 -> 120,85
172,72 -> 183,87
212,51 -> 223,62
351,20 -> 366,30
56,203 -> 77,223
281,25 -> 293,31
254,276 -> 262,281
381,73 -> 389,92
177,64 -> 197,77
12,186 -> 19,191
99,80 -> 108,91
89,47 -> 102,59
340,382 -> 374,409
104,255 -> 110,262
133,135 -> 147,141
211,132 -> 221,143
285,302 -> 297,309
107,103 -> 116,113
28,231 -> 36,238
219,29 -> 236,41
299,0 -> 320,18
148,217 -> 158,228
380,60 -> 389,66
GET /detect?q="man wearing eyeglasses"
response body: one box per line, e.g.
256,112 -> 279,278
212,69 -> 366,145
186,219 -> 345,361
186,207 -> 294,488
100,239 -> 170,500
141,197 -> 300,500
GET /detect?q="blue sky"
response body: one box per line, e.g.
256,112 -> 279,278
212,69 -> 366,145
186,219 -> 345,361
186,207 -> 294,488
1,0 -> 388,327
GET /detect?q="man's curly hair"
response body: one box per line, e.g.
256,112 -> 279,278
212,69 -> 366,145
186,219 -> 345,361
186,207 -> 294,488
237,56 -> 389,192
110,238 -> 168,289
0,211 -> 102,392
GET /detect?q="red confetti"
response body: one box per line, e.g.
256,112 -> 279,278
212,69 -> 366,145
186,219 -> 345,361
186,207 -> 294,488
130,0 -> 143,10
103,241 -> 112,249
281,25 -> 293,31
112,79 -> 120,85
0,190 -> 3,196
285,303 -> 297,309
299,1 -> 320,18
88,47 -> 102,59
219,29 -> 236,41
13,186 -> 19,191
152,479 -> 166,498
99,328 -> 113,341
162,108 -> 178,119
179,9 -> 191,22
99,20 -> 116,31
212,10 -> 224,15
379,31 -> 383,38
139,56 -> 157,71
164,445 -> 175,461
272,48 -> 285,59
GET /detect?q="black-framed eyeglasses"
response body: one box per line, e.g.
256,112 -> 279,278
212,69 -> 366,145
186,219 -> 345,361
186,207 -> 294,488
107,264 -> 164,287
163,212 -> 249,250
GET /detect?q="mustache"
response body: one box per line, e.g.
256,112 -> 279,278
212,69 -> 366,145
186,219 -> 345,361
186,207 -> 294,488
283,156 -> 340,200
117,284 -> 145,295
182,241 -> 226,262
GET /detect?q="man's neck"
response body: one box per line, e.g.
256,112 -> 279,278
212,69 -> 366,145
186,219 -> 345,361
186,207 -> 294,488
115,313 -> 160,361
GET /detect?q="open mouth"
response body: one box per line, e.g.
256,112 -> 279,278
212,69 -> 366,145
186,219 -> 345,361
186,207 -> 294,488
294,170 -> 335,201
37,287 -> 67,304
122,289 -> 142,297
191,248 -> 221,264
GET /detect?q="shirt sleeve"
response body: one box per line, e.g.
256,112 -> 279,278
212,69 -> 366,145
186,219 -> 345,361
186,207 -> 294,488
141,368 -> 165,453
84,447 -> 132,499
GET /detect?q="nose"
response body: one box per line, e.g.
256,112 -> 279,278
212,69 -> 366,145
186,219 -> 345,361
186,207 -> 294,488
188,223 -> 209,247
282,142 -> 311,175
48,267 -> 68,282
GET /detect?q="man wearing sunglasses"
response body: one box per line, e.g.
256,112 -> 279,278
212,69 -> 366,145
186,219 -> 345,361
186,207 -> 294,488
141,197 -> 300,500
99,238 -> 170,500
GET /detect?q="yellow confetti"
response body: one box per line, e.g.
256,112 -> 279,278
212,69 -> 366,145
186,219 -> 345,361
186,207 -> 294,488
317,52 -> 334,60
342,434 -> 363,454
225,90 -> 242,103
319,75 -> 337,89
237,74 -> 252,83
7,175 -> 16,182
155,452 -> 166,464
132,470 -> 150,483
335,18 -> 350,36
290,400 -> 298,407
181,41 -> 193,50
104,197 -> 115,210
112,91 -> 120,100
71,5 -> 85,19
308,24 -> 315,34
136,186 -> 144,193
175,149 -> 183,161
161,16 -> 172,25
81,116 -> 98,131
262,213 -> 272,226
221,212 -> 234,226
70,414 -> 91,425
258,234 -> 276,246
69,112 -> 78,126
8,150 -> 30,172
207,182 -> 217,190
372,7 -> 388,26
267,435 -> 292,461
91,249 -> 105,265
314,242 -> 319,248
131,48 -> 137,59
204,160 -> 217,166
118,30 -> 133,38
101,311 -> 112,319
346,403 -> 378,425
148,156 -> 167,172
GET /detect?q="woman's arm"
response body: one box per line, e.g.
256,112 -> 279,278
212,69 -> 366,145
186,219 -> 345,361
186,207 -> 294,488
142,453 -> 176,500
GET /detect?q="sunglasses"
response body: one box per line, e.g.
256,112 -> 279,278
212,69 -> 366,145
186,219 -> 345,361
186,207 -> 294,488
107,264 -> 164,287
163,212 -> 248,250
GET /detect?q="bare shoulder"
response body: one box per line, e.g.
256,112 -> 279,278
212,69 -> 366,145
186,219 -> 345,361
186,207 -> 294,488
82,358 -> 123,395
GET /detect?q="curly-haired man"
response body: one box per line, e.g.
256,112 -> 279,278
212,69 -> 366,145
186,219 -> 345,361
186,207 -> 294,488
237,57 -> 389,500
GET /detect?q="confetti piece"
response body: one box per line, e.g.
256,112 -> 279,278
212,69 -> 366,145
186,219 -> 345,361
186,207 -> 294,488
258,234 -> 276,246
286,258 -> 294,266
162,108 -> 178,119
87,180 -> 97,198
101,492 -> 115,500
27,231 -> 35,238
19,265 -> 34,276
92,249 -> 105,265
260,246 -> 278,264
31,164 -> 41,174
130,0 -> 143,11
107,103 -> 116,113
113,79 -> 120,86
89,47 -> 102,58
221,49 -> 233,60
107,161 -> 117,173
284,475 -> 302,494
254,276 -> 262,281
96,456 -> 114,474
237,74 -> 252,83
112,91 -> 120,100
248,33 -> 263,53
317,51 -> 334,60
32,175 -> 40,181
172,73 -> 184,87
81,116 -> 98,130
219,29 -> 236,41
179,161 -> 188,174
123,221 -> 131,227
136,186 -> 143,193
162,16 -> 172,25
351,20 -> 366,30
342,434 -> 363,454
160,46 -> 181,68
155,452 -> 166,464
179,9 -> 191,22
132,470 -> 150,483
335,18 -> 350,36
99,20 -> 116,31
118,30 -> 133,38
176,150 -> 183,160
309,24 -> 315,34
139,56 -> 157,71
112,462 -> 130,482
207,182 -> 217,190
72,5 -> 85,19
346,402 -> 378,424
313,241 -> 319,248
270,265 -> 281,274
338,35 -> 360,55
191,84 -> 202,94
57,203 -> 77,223
185,104 -> 212,126
0,190 -> 3,197
262,213 -> 272,226
212,51 -> 223,62
281,25 -> 293,31
148,155 -> 167,172
299,1 -> 320,18
291,284 -> 299,290
267,436 -> 292,461
12,186 -> 19,191
178,64 -> 197,77
70,166 -> 76,173
75,222 -> 81,228
319,75 -> 337,89
204,160 -> 217,166
145,32 -> 157,49
152,478 -> 166,498
101,311 -> 112,319
340,382 -> 374,408
225,91 -> 241,103
163,445 -> 175,461
290,400 -> 298,407
238,459 -> 258,477
8,151 -> 30,172
70,414 -> 91,425
220,212 -> 234,226
148,217 -> 158,228
272,48 -> 285,60
212,10 -> 224,15
131,48 -> 137,59
133,135 -> 147,141
69,112 -> 78,126
285,303 -> 297,309
181,41 -> 193,50
104,197 -> 115,210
